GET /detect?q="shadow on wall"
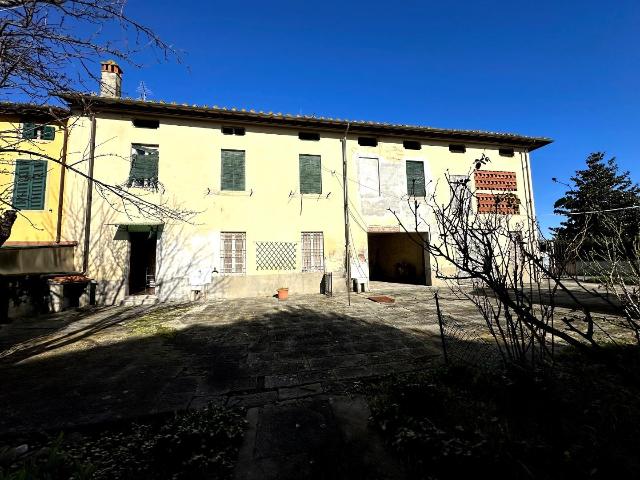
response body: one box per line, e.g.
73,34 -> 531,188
63,199 -> 226,305
0,304 -> 441,435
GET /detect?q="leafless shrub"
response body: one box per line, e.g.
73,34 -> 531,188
0,1 -> 192,246
390,157 -> 620,369
578,216 -> 640,342
0,0 -> 178,100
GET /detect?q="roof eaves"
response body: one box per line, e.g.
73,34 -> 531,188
58,93 -> 552,150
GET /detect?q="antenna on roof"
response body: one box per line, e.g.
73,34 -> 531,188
136,81 -> 153,101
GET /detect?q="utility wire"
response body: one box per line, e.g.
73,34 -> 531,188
541,204 -> 640,216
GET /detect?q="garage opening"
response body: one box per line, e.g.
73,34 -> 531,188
367,232 -> 430,285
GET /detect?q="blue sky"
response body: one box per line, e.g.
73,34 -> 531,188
100,0 -> 639,234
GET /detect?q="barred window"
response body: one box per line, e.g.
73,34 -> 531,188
220,232 -> 246,274
301,232 -> 324,272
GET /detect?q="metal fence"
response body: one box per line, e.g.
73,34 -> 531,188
434,292 -> 502,369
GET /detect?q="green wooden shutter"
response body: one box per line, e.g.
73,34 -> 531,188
12,160 -> 46,210
22,122 -> 36,139
42,125 -> 56,140
221,150 -> 245,191
12,161 -> 32,209
299,154 -> 322,194
129,153 -> 159,187
29,160 -> 47,209
406,160 -> 426,196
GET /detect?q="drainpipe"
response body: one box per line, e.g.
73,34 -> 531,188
342,123 -> 351,306
82,115 -> 97,274
520,148 -> 538,278
55,123 -> 69,244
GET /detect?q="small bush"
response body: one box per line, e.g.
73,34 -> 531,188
368,351 -> 640,479
0,403 -> 247,480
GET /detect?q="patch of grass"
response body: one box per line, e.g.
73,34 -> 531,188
0,403 -> 247,480
127,304 -> 192,339
366,348 -> 640,479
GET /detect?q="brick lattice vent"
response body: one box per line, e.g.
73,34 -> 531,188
476,193 -> 520,215
474,170 -> 517,191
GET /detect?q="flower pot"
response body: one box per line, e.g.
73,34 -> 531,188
277,288 -> 289,301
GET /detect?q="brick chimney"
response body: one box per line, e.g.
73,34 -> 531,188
100,60 -> 123,98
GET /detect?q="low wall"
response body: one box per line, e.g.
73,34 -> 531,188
0,244 -> 75,275
205,272 -> 346,299
92,272 -> 348,304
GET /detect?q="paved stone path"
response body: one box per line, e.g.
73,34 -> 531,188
0,285 -> 460,478
0,283 -> 629,478
0,286 -> 453,436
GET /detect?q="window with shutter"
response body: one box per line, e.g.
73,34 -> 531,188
299,154 -> 322,194
21,122 -> 55,140
41,126 -> 56,140
22,122 -> 36,139
221,150 -> 246,191
406,160 -> 426,196
12,160 -> 47,210
128,144 -> 159,189
220,232 -> 246,274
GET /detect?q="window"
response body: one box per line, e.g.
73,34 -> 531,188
301,232 -> 324,272
449,175 -> 471,213
220,232 -> 246,274
128,144 -> 159,189
405,160 -> 426,196
132,118 -> 159,129
222,126 -> 245,136
358,136 -> 378,147
22,122 -> 55,140
499,148 -> 515,157
12,160 -> 47,210
358,156 -> 380,197
298,132 -> 320,141
299,154 -> 322,194
449,144 -> 466,153
403,140 -> 421,150
221,149 -> 246,191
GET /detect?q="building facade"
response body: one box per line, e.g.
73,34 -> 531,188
0,103 -> 75,276
50,62 -> 550,304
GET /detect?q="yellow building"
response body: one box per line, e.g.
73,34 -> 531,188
0,103 -> 75,276
56,61 -> 551,304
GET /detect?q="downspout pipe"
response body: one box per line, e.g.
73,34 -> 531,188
341,123 -> 351,306
82,115 -> 97,274
520,148 -> 538,278
55,122 -> 69,243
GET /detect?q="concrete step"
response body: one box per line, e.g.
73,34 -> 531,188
120,295 -> 160,307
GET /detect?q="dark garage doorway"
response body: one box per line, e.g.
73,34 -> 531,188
367,232 -> 430,285
128,231 -> 157,295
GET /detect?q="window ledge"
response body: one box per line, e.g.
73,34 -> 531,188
212,189 -> 253,197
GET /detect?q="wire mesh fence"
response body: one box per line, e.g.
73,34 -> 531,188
434,292 -> 502,369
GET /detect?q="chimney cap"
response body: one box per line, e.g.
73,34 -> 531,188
101,60 -> 123,75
